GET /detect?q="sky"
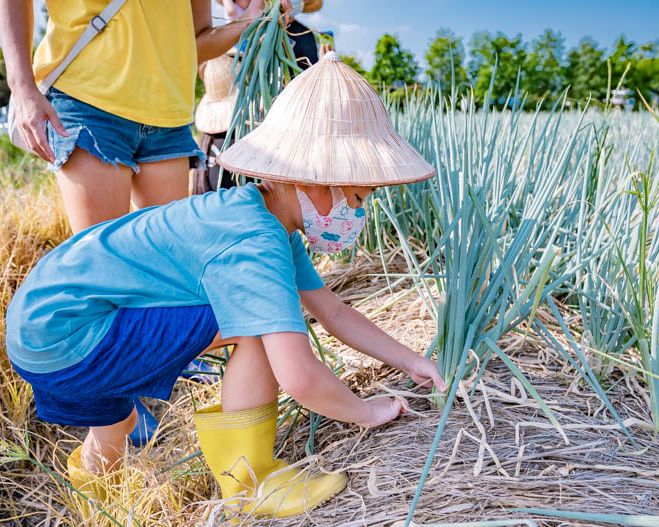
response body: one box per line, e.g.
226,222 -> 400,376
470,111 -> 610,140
293,0 -> 659,71
28,0 -> 659,73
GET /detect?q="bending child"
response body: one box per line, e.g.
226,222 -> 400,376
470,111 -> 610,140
5,52 -> 444,521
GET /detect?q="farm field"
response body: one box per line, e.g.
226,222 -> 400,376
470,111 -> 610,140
1,97 -> 659,526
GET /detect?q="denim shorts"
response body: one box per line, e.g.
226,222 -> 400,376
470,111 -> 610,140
12,305 -> 219,427
45,87 -> 204,173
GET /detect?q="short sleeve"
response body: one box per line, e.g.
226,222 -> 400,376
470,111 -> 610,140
289,232 -> 324,291
199,232 -> 308,339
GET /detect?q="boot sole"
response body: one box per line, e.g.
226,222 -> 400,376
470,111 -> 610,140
243,472 -> 349,520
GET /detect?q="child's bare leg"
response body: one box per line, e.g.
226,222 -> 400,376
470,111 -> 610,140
81,407 -> 137,473
220,336 -> 279,412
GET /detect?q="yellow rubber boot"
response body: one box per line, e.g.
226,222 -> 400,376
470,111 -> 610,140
67,446 -> 108,502
194,401 -> 347,519
67,445 -> 119,519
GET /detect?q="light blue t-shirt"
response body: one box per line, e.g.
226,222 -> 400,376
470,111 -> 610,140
6,184 -> 323,374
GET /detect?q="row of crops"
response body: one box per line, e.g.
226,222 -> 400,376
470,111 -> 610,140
354,87 -> 658,523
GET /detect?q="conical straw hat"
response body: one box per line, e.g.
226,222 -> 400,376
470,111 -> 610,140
195,54 -> 237,134
218,51 -> 435,186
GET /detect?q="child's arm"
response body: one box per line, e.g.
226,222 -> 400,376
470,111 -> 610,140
300,287 -> 446,392
261,332 -> 404,427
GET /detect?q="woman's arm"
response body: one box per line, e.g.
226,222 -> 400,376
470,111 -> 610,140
0,0 -> 67,161
262,331 -> 404,427
192,0 -> 293,64
191,0 -> 262,63
300,287 -> 447,391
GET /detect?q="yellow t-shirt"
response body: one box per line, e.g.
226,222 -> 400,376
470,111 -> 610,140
33,0 -> 197,127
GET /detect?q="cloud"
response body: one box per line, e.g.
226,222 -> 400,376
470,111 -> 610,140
297,11 -> 327,28
338,23 -> 363,33
397,25 -> 411,33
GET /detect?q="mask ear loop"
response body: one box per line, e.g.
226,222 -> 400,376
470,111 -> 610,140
296,188 -> 318,218
330,187 -> 347,207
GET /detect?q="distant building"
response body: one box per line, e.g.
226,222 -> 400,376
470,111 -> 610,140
611,89 -> 635,111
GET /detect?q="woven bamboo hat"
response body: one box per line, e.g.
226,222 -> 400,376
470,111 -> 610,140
218,51 -> 435,186
195,54 -> 237,134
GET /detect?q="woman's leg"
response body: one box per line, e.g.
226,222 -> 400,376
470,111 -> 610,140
56,149 -> 135,473
132,158 -> 190,208
129,158 -> 205,445
56,148 -> 133,234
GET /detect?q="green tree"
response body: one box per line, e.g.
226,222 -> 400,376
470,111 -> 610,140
368,33 -> 419,86
0,48 -> 9,107
565,37 -> 608,104
635,58 -> 659,102
339,54 -> 367,77
524,29 -> 566,104
608,36 -> 637,84
425,28 -> 467,92
468,31 -> 526,106
606,36 -> 659,107
636,39 -> 659,59
632,40 -> 659,103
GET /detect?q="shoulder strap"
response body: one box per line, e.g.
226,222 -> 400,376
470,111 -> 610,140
39,0 -> 129,93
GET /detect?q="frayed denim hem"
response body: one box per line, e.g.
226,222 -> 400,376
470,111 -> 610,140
46,124 -> 140,173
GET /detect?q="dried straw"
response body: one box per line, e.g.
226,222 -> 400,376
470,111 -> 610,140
219,51 -> 436,187
3,258 -> 659,527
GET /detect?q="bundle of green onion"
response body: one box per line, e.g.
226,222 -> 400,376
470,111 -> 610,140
225,0 -> 302,144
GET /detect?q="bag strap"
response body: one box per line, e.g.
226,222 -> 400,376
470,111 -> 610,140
38,0 -> 129,93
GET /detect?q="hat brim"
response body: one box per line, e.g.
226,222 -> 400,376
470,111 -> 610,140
195,94 -> 236,134
217,51 -> 436,187
218,126 -> 436,187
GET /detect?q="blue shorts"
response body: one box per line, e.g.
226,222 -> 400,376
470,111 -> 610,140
12,305 -> 219,427
45,87 -> 204,173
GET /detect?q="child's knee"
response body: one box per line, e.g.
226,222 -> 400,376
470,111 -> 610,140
121,406 -> 138,435
93,406 -> 138,440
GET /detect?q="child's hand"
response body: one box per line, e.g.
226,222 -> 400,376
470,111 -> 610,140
357,397 -> 405,428
406,356 -> 447,392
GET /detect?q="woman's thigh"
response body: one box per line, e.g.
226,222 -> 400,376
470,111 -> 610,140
57,147 -> 133,234
132,157 -> 190,209
46,87 -> 204,228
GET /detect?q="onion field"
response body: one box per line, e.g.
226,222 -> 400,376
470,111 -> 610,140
1,88 -> 658,525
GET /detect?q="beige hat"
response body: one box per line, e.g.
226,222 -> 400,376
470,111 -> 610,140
195,54 -> 237,134
218,51 -> 435,187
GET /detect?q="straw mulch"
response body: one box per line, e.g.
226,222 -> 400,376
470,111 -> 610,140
217,256 -> 659,527
2,255 -> 658,527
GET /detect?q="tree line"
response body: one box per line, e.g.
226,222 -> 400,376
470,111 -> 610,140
342,30 -> 659,108
3,28 -> 658,110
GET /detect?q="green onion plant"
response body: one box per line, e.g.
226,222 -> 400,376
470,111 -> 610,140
224,0 -> 301,145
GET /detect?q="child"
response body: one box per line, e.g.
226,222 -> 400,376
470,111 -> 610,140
5,52 -> 444,520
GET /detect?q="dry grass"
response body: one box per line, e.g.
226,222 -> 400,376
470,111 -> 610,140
1,170 -> 658,527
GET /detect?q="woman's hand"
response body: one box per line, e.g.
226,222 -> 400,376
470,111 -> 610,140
357,397 -> 406,428
13,86 -> 67,162
405,355 -> 447,393
244,0 -> 266,20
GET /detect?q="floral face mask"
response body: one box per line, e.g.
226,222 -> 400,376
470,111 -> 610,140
296,188 -> 366,254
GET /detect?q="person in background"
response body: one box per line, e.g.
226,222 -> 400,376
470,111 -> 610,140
192,0 -> 323,194
0,0 -> 294,445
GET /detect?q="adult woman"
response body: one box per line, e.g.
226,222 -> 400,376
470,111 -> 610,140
0,0 -> 275,228
6,53 -> 443,520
